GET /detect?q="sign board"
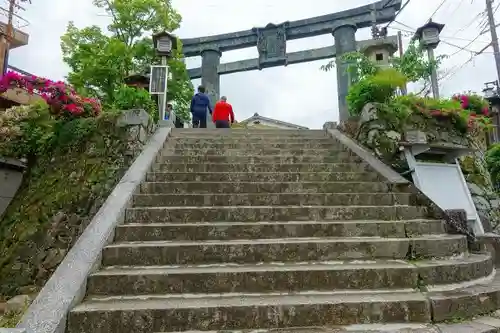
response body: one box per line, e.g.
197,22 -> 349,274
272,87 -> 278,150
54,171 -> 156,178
411,161 -> 484,235
149,65 -> 168,94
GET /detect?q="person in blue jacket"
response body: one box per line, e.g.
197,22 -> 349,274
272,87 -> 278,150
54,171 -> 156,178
190,85 -> 212,128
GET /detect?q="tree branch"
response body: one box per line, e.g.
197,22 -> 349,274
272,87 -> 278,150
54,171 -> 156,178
102,0 -> 126,42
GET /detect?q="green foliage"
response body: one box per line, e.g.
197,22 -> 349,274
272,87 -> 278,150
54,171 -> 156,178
486,143 -> 500,186
321,51 -> 379,83
60,0 -> 193,117
0,103 -> 129,165
0,115 -> 133,296
0,103 -> 56,161
60,24 -> 132,100
391,41 -> 446,82
321,40 -> 444,87
346,68 -> 407,115
113,84 -> 159,122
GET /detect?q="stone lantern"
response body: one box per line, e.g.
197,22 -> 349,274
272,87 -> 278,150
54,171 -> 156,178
413,20 -> 445,98
362,39 -> 398,70
413,20 -> 444,49
483,81 -> 500,145
152,31 -> 178,58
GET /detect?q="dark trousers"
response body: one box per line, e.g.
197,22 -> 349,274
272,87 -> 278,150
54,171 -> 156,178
215,120 -> 230,128
192,115 -> 207,128
175,117 -> 184,128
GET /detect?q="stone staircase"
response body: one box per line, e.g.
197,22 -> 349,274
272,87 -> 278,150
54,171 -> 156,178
66,129 -> 498,332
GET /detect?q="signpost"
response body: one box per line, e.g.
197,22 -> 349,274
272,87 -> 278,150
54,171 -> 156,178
152,31 -> 178,127
149,65 -> 168,121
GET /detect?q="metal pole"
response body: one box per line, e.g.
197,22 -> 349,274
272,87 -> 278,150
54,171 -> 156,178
397,30 -> 408,95
158,56 -> 167,126
427,47 -> 440,98
486,0 -> 500,83
0,0 -> 16,74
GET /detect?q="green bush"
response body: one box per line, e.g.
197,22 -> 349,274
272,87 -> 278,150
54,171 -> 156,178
113,85 -> 158,122
346,68 -> 407,116
0,102 -> 122,166
486,144 -> 500,186
0,102 -> 55,161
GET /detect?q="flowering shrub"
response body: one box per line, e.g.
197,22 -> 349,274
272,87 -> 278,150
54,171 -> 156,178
0,71 -> 101,118
390,94 -> 491,133
0,103 -> 55,159
453,93 -> 490,117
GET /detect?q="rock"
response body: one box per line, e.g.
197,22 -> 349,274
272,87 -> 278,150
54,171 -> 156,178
360,103 -> 378,122
404,130 -> 427,144
42,248 -> 67,270
479,211 -> 493,233
468,182 -> 486,196
386,130 -> 402,141
5,295 -> 31,314
18,285 -> 38,295
473,195 -> 492,211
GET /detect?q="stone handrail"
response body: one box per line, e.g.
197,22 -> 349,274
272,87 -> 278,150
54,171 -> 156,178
11,126 -> 171,333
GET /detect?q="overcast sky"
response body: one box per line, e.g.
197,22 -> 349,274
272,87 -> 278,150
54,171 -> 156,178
6,0 -> 498,128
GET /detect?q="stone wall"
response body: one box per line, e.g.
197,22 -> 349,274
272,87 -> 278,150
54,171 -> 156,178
0,109 -> 153,303
340,103 -> 500,232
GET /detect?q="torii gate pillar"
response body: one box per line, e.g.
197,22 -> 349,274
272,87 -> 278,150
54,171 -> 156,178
333,24 -> 358,123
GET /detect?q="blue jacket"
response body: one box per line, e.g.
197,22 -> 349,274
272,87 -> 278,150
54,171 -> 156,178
190,93 -> 212,118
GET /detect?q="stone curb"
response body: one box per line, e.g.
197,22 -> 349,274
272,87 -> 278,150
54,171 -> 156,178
13,127 -> 172,333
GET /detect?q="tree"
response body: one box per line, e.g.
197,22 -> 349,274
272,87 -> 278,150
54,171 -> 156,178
60,0 -> 193,121
320,40 -> 446,94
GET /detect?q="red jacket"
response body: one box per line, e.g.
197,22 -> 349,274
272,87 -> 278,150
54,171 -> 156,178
212,101 -> 235,123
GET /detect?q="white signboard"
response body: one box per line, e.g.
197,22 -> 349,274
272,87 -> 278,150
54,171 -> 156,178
149,65 -> 168,94
411,161 -> 484,235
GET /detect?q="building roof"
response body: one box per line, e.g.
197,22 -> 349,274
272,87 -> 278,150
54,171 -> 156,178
238,112 -> 308,129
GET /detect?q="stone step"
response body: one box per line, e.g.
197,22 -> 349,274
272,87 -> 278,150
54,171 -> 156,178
167,142 -> 341,149
157,154 -> 361,164
101,235 -> 467,266
167,137 -> 333,143
88,254 -> 492,296
70,270 -> 500,332
426,270 -> 500,322
145,172 -> 382,183
114,220 -> 446,242
169,134 -> 329,140
132,193 -> 411,207
170,129 -> 327,135
151,163 -> 370,173
108,315 -> 500,333
139,182 -> 391,195
169,133 -> 328,139
124,205 -> 428,223
159,148 -> 347,156
67,291 -> 432,332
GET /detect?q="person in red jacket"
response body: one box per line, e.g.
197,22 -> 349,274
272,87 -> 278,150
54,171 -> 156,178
212,96 -> 235,128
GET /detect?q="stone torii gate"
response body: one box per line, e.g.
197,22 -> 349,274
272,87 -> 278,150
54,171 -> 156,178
182,0 -> 402,122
